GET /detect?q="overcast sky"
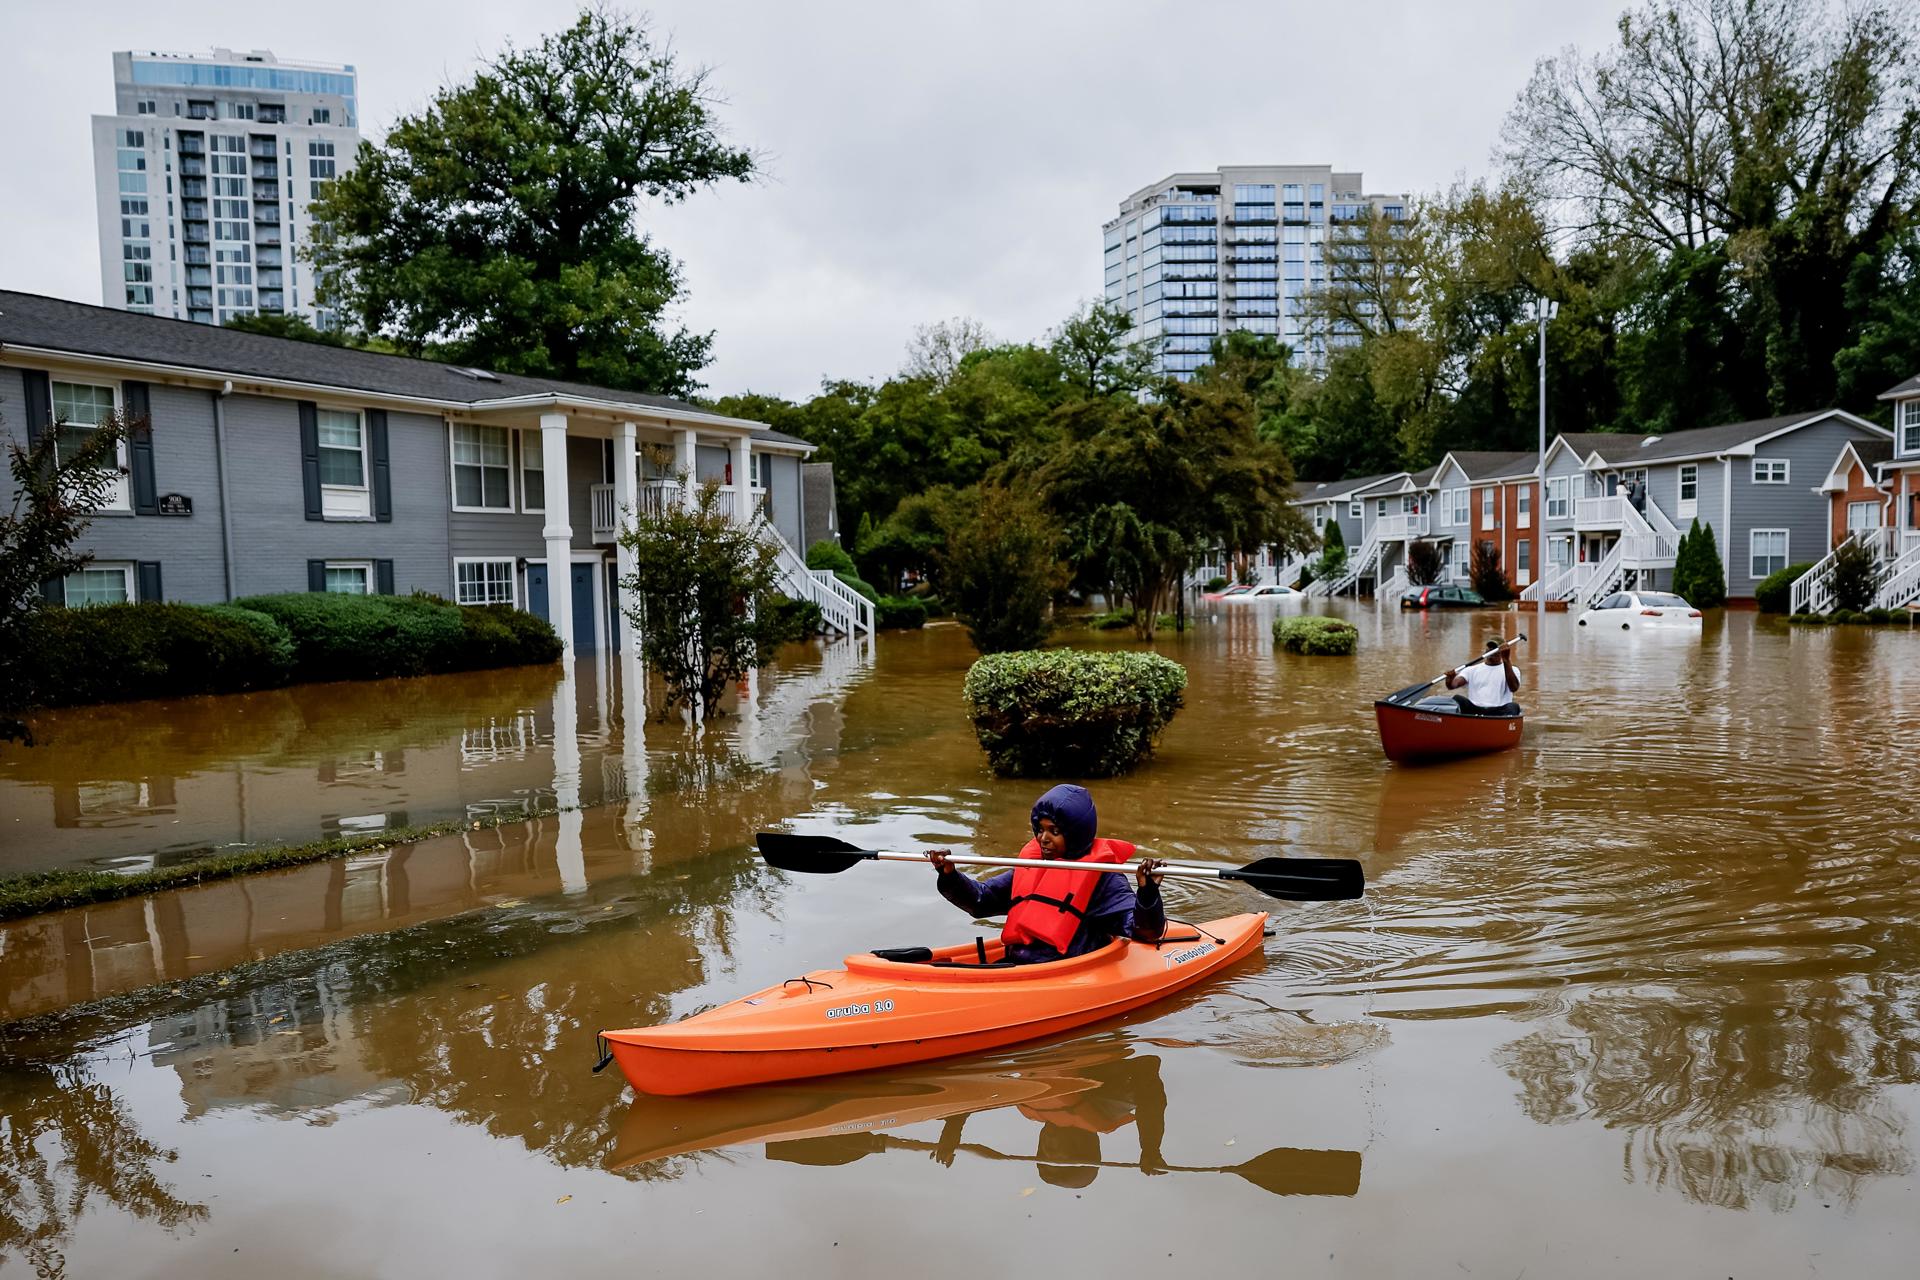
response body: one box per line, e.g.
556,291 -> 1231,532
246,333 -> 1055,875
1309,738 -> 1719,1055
0,1 -> 1627,400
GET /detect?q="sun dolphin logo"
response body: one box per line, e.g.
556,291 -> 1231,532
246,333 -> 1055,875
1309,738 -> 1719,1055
1163,942 -> 1215,968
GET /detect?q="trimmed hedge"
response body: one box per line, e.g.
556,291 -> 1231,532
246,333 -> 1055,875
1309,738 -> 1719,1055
1274,615 -> 1358,656
19,603 -> 296,708
1790,608 -> 1917,627
235,593 -> 558,682
962,649 -> 1187,778
876,595 -> 928,629
1756,562 -> 1813,614
769,595 -> 825,640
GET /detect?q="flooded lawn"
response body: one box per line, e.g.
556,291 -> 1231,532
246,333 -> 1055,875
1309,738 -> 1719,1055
4,607 -> 1920,1276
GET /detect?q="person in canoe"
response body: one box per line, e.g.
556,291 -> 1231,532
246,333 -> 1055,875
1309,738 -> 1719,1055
928,783 -> 1166,964
1445,637 -> 1521,717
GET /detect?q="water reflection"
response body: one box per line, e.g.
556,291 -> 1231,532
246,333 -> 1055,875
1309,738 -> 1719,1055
0,1055 -> 208,1274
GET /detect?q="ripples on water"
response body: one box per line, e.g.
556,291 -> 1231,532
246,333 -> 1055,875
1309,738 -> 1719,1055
5,607 -> 1920,1272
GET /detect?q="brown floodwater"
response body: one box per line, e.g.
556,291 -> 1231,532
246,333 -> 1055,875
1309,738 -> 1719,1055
3,606 -> 1919,1277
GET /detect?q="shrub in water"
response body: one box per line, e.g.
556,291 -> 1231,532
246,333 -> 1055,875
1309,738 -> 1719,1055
19,603 -> 296,708
962,649 -> 1187,778
1204,575 -> 1229,592
875,595 -> 928,629
1755,562 -> 1813,614
1274,615 -> 1359,656
768,595 -> 824,641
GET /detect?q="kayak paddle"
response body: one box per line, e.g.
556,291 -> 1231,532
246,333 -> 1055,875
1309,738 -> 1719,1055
1383,632 -> 1527,706
756,832 -> 1364,902
769,1132 -> 1363,1197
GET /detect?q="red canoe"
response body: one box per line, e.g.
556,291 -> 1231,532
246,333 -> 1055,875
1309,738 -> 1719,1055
1373,697 -> 1524,764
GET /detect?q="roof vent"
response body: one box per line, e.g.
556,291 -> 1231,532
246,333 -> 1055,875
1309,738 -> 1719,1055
1640,436 -> 1660,447
450,366 -> 501,382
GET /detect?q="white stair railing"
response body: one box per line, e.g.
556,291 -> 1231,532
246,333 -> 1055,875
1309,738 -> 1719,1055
1573,540 -> 1629,611
1310,528 -> 1384,596
1793,528 -> 1890,615
1874,539 -> 1920,611
1275,553 -> 1310,588
1378,565 -> 1410,599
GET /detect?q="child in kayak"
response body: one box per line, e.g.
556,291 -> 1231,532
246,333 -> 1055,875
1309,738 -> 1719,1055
928,783 -> 1166,964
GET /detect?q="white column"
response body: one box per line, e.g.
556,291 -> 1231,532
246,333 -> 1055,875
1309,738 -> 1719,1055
540,412 -> 574,656
613,421 -> 638,654
550,667 -> 586,896
675,427 -> 698,506
732,433 -> 753,522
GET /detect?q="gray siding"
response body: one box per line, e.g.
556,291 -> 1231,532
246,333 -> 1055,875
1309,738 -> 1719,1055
2,369 -> 229,603
696,444 -> 729,484
224,396 -> 452,598
1543,446 -> 1586,531
1728,418 -> 1887,592
802,462 -> 838,549
763,453 -> 804,551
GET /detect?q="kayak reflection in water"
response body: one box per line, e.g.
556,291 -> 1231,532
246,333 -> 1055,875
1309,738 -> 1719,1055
928,784 -> 1166,965
933,1052 -> 1169,1186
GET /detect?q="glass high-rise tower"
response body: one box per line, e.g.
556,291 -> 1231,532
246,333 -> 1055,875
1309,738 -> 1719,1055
1102,165 -> 1406,379
91,49 -> 360,327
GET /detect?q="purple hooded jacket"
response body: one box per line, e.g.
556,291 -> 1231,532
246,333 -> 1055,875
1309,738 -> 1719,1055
937,784 -> 1165,964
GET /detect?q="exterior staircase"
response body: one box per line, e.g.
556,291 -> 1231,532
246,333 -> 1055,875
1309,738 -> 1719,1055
1788,528 -> 1920,615
1309,528 -> 1385,597
1875,533 -> 1920,611
767,529 -> 874,636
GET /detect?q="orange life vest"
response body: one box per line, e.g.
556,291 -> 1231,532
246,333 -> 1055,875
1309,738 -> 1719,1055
1002,838 -> 1135,953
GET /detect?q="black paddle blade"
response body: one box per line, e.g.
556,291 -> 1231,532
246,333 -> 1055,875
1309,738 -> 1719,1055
1383,678 -> 1440,706
1221,856 -> 1365,902
755,831 -> 875,874
1233,1147 -> 1364,1198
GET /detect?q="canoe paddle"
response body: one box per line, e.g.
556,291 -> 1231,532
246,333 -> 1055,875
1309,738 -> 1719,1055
767,1132 -> 1363,1197
755,832 -> 1364,902
1383,632 -> 1527,706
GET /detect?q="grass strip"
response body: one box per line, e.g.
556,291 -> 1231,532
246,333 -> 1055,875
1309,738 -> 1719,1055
0,805 -> 561,923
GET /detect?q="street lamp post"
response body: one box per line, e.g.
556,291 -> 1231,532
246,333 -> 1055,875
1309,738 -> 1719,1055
1535,296 -> 1556,630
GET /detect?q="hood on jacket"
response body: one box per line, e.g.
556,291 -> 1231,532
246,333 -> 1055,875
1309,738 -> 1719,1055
1031,784 -> 1097,858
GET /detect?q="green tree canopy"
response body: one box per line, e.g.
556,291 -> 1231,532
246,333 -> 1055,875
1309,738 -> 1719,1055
309,9 -> 754,396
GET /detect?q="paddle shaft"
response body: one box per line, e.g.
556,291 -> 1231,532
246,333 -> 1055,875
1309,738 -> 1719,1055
1393,633 -> 1526,704
881,1133 -> 1274,1179
878,848 -> 1222,885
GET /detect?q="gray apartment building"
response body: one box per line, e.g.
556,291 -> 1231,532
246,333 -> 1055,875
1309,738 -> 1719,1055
0,291 -> 871,653
1102,165 -> 1407,380
93,48 -> 360,328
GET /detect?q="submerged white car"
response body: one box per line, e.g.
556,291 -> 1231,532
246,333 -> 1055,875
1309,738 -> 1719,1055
1578,590 -> 1704,631
1222,584 -> 1302,601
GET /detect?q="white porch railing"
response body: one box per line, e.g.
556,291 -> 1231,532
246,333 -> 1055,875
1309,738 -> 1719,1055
1791,528 -> 1888,615
1521,559 -> 1595,603
590,483 -> 618,543
1574,495 -> 1629,528
1375,512 -> 1430,541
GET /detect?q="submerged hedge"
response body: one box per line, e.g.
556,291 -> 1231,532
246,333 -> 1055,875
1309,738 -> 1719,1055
16,595 -> 561,711
19,603 -> 296,708
1274,616 -> 1358,656
236,593 -> 559,682
963,649 -> 1186,778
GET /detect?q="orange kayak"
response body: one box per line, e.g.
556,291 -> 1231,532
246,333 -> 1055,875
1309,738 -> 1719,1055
600,913 -> 1268,1096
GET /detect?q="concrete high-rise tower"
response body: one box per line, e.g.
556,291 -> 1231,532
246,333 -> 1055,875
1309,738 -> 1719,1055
92,48 -> 360,327
1102,165 -> 1406,380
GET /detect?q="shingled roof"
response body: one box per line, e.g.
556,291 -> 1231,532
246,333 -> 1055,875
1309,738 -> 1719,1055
0,290 -> 781,437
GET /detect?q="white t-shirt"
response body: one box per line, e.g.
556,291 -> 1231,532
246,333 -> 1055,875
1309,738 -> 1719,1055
1459,661 -> 1513,708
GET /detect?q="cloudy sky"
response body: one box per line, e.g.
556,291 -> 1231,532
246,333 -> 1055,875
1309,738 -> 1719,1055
0,1 -> 1626,399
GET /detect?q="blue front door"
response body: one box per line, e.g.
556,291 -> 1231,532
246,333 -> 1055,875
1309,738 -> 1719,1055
527,564 -> 549,621
571,563 -> 597,652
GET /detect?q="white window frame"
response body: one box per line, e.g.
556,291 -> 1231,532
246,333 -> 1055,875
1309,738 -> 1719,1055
1847,500 -> 1881,533
1376,498 -> 1388,518
1548,534 -> 1572,568
1517,486 -> 1531,528
323,560 -> 373,595
1348,499 -> 1362,519
454,557 -> 518,607
1749,528 -> 1789,580
316,406 -> 370,519
1545,476 -> 1568,520
753,452 -> 773,492
518,428 -> 544,513
50,379 -> 131,510
1678,463 -> 1698,515
1752,458 -> 1789,485
1481,488 -> 1496,530
63,562 -> 134,606
1452,487 -> 1471,525
1901,400 -> 1920,455
1515,538 -> 1531,585
449,423 -> 514,513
